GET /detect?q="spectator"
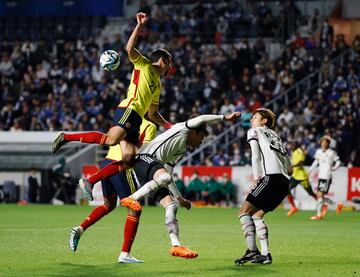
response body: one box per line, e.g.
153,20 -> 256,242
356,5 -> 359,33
28,169 -> 40,203
173,173 -> 186,197
220,173 -> 234,206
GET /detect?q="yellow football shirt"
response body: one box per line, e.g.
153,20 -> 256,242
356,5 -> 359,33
106,119 -> 157,161
119,52 -> 162,118
291,148 -> 309,180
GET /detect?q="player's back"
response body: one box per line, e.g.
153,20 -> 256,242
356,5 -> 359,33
139,122 -> 189,165
119,54 -> 161,118
248,126 -> 290,178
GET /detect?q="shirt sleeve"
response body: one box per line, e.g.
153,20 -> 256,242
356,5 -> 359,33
143,123 -> 157,143
249,139 -> 262,180
130,50 -> 147,66
185,115 -> 224,129
247,128 -> 258,143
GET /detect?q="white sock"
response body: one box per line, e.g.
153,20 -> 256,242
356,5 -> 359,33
253,217 -> 269,255
239,213 -> 257,251
164,201 -> 180,246
316,198 -> 324,217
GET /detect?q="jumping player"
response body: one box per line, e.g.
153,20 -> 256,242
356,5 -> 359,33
308,135 -> 342,220
69,120 -> 156,263
286,141 -> 317,216
234,108 -> 292,265
51,12 -> 173,200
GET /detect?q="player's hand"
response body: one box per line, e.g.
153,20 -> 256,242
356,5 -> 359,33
177,197 -> 191,210
251,179 -> 259,189
136,13 -> 148,26
224,112 -> 241,122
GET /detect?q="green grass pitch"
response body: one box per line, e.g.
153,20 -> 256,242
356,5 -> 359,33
0,205 -> 359,277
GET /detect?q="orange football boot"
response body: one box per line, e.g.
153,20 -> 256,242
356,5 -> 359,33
170,246 -> 198,259
120,197 -> 142,211
310,215 -> 322,220
336,202 -> 343,215
287,207 -> 299,216
321,203 -> 328,217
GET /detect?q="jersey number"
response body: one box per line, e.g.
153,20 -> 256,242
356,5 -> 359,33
265,131 -> 287,156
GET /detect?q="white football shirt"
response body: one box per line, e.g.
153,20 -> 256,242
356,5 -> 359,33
247,126 -> 291,179
313,148 -> 340,180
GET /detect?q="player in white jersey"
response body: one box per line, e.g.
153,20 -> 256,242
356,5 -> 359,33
308,135 -> 342,220
235,108 -> 293,266
118,112 -> 240,258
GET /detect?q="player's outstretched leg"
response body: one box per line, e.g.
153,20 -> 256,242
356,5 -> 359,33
69,226 -> 84,252
170,246 -> 198,259
251,253 -> 273,264
120,197 -> 142,211
234,249 -> 261,265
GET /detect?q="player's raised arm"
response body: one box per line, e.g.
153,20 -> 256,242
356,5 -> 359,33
186,112 -> 241,129
126,13 -> 148,61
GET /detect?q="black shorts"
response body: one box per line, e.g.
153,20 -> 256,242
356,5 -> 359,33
133,154 -> 170,203
113,107 -> 142,146
317,179 -> 332,193
246,174 -> 290,212
100,159 -> 138,199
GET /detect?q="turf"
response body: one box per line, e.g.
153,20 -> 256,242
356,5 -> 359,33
0,205 -> 359,277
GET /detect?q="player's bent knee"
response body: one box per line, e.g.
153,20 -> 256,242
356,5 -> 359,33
157,172 -> 171,186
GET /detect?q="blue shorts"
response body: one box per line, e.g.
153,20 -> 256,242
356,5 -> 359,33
100,159 -> 138,199
113,107 -> 142,146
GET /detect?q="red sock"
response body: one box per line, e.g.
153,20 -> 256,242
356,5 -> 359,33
287,194 -> 296,209
122,215 -> 140,253
64,132 -> 107,144
80,205 -> 109,231
88,161 -> 125,184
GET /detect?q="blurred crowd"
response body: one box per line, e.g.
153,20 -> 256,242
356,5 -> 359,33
0,0 -> 359,166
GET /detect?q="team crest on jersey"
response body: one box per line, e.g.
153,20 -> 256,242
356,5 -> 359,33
126,122 -> 131,128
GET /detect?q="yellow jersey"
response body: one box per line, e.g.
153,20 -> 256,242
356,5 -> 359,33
291,148 -> 309,180
119,53 -> 162,118
106,119 -> 157,161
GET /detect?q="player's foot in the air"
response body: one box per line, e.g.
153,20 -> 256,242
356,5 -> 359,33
234,249 -> 261,265
310,215 -> 322,220
336,202 -> 343,215
118,252 -> 144,263
69,226 -> 83,252
321,203 -> 328,217
120,197 -> 142,211
51,132 -> 67,153
251,253 -> 272,264
287,207 -> 298,216
170,246 -> 198,259
79,178 -> 94,201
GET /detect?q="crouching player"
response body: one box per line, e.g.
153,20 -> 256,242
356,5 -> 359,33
234,108 -> 293,265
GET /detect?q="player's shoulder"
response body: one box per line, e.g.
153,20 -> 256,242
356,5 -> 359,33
247,127 -> 259,141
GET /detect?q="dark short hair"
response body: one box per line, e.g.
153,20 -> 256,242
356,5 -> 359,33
149,48 -> 172,63
254,108 -> 276,129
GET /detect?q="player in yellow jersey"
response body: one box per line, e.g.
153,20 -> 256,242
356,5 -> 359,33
286,141 -> 317,216
52,13 -> 173,200
68,120 -> 156,263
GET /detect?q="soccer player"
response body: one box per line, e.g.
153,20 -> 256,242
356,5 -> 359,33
69,120 -> 156,263
286,141 -> 317,216
308,135 -> 342,220
119,112 -> 240,212
51,12 -> 173,200
234,108 -> 292,265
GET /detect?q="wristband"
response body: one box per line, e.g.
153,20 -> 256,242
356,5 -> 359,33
164,122 -> 172,129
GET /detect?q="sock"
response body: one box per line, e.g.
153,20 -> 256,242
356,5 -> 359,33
88,161 -> 125,185
131,173 -> 171,200
316,197 -> 324,217
64,132 -> 107,144
164,202 -> 180,246
287,194 -> 296,209
239,213 -> 257,251
122,215 -> 140,253
80,205 -> 109,231
253,217 -> 269,255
